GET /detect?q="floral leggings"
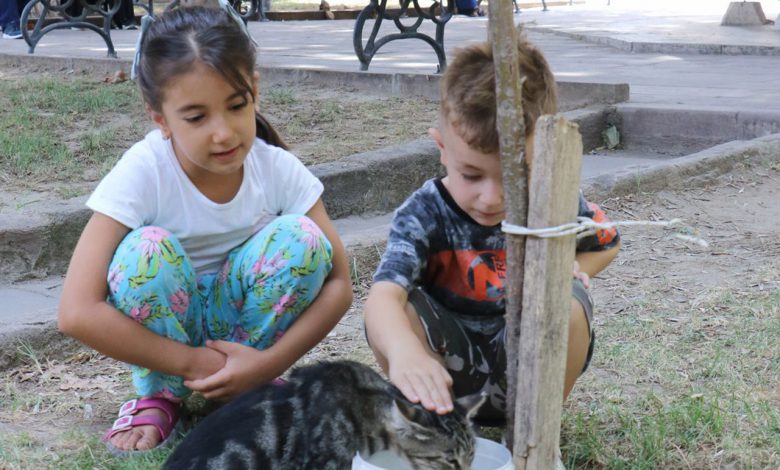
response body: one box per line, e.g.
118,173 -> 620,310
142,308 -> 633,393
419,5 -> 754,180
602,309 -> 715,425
106,214 -> 333,399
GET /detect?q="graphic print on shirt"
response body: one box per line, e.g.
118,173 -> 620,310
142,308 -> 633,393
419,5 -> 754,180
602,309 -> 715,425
425,249 -> 506,303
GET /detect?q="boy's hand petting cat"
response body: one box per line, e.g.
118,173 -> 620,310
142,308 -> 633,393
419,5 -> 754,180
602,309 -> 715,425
389,348 -> 454,415
184,340 -> 280,401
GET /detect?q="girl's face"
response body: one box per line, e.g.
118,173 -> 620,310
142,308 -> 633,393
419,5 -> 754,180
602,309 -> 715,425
149,62 -> 258,182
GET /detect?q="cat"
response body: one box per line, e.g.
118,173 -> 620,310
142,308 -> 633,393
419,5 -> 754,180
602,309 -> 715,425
164,360 -> 485,470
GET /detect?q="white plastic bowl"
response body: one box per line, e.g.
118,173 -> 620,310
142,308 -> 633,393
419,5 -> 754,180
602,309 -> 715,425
352,437 -> 513,470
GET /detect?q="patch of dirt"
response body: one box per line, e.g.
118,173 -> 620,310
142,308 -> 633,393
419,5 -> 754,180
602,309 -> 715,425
593,163 -> 780,317
1,159 -> 778,466
0,65 -> 437,196
259,80 -> 438,167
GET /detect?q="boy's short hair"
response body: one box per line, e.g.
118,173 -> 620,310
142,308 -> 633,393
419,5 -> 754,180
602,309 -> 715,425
440,33 -> 558,154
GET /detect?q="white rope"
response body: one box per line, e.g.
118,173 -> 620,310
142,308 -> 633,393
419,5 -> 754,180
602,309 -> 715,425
501,217 -> 709,247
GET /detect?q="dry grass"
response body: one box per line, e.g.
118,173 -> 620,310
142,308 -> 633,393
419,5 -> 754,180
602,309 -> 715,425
0,71 -> 437,196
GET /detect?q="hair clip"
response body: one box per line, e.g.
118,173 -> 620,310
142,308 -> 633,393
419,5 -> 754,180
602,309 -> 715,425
131,14 -> 155,81
218,0 -> 258,46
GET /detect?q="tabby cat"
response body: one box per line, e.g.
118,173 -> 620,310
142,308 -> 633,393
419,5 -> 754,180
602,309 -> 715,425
164,360 -> 485,470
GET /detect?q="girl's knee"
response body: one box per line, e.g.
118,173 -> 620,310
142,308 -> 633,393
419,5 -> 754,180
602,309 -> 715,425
252,215 -> 333,269
108,226 -> 195,308
114,226 -> 183,261
271,214 -> 332,254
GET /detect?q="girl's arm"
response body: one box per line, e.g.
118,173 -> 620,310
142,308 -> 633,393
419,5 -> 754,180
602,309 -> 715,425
184,198 -> 353,398
58,212 -> 225,381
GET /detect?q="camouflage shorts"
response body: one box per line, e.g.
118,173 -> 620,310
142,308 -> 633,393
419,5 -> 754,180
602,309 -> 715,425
408,279 -> 594,425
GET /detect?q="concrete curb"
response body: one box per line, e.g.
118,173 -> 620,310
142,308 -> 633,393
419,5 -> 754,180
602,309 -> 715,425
584,133 -> 780,201
0,52 -> 629,105
7,104 -> 780,284
526,26 -> 780,56
260,68 -> 629,105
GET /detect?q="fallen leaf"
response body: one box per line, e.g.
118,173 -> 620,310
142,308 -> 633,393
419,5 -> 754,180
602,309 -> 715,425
104,70 -> 127,84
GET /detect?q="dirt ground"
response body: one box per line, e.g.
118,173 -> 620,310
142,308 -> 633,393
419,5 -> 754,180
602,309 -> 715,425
0,66 -> 438,196
1,156 -> 778,467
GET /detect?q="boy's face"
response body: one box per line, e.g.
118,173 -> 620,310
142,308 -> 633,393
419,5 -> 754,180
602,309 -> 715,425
430,120 -> 522,227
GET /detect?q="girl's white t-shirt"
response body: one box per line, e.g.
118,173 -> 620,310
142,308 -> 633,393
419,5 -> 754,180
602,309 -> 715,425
87,130 -> 323,275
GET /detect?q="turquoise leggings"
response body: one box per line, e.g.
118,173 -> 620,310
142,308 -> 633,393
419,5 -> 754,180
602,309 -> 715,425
106,215 -> 333,399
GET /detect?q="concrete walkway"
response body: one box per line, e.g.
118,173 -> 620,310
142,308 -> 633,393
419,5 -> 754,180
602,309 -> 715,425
2,0 -> 780,361
2,0 -> 780,110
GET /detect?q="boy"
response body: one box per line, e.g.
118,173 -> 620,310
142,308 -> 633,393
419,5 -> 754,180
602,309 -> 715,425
364,36 -> 621,424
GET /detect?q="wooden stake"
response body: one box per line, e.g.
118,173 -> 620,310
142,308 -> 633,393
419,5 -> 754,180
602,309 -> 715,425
487,0 -> 528,449
513,115 -> 583,468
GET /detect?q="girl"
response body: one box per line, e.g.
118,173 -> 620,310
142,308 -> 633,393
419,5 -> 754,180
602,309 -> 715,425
58,6 -> 353,453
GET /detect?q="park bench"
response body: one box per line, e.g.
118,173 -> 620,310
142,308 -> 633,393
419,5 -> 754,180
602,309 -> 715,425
20,0 -> 262,58
353,0 -> 455,73
352,0 -> 580,73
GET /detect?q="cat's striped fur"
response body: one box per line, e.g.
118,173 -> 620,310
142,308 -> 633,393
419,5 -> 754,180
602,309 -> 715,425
164,360 -> 485,470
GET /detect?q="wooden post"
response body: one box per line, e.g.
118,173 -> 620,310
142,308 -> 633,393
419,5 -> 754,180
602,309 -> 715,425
513,116 -> 583,468
487,0 -> 528,448
488,1 -> 583,465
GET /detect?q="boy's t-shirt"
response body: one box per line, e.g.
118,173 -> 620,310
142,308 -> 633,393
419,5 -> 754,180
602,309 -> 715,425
373,178 -> 619,329
87,130 -> 323,276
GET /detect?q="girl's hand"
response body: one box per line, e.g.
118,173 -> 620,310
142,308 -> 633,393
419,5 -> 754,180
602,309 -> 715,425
183,340 -> 279,401
388,348 -> 454,415
185,346 -> 227,381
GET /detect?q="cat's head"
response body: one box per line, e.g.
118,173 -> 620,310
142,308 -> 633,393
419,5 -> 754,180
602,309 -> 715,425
390,392 -> 486,470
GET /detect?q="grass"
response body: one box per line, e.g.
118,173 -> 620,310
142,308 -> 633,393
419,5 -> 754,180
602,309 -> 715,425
0,77 -> 144,184
3,275 -> 776,469
0,430 -> 171,470
0,73 -> 437,188
560,285 -> 780,469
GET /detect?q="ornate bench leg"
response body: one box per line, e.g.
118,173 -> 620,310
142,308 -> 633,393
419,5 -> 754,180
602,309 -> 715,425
353,0 -> 453,73
353,0 -> 382,71
21,0 -> 119,58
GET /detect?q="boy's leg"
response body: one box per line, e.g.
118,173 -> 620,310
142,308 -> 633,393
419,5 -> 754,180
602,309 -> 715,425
106,226 -> 203,450
565,278 -> 595,400
206,214 -> 333,349
404,288 -> 507,423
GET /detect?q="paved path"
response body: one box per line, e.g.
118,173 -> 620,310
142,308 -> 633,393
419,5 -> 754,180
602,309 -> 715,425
2,0 -> 780,110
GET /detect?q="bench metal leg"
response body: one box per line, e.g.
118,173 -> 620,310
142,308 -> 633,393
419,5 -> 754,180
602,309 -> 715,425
354,0 -> 453,73
21,0 -> 120,58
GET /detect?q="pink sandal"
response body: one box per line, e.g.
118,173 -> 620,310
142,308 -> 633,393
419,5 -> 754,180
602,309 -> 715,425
103,397 -> 182,455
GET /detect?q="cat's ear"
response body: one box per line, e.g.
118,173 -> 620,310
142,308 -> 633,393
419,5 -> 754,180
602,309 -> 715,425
391,399 -> 433,439
455,392 -> 487,421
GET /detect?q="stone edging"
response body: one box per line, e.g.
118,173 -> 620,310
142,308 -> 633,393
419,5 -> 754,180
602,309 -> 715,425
526,26 -> 780,57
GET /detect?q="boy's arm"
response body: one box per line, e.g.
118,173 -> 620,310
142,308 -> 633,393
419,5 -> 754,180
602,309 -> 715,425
576,240 -> 621,278
576,193 -> 621,278
365,281 -> 454,414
